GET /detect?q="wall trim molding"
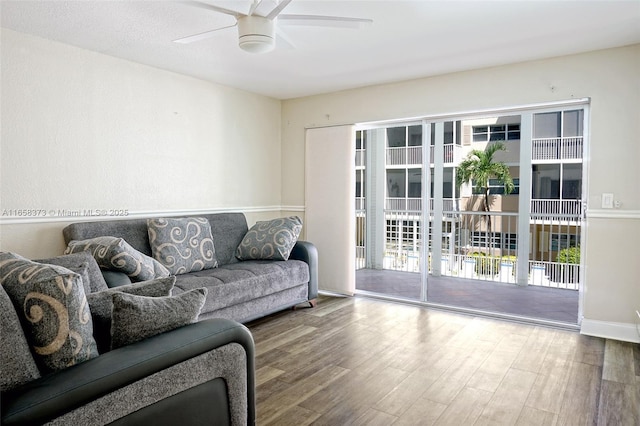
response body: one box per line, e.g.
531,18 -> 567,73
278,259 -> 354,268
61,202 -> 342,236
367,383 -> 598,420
280,205 -> 306,212
0,205 -> 306,225
587,209 -> 640,219
581,318 -> 640,343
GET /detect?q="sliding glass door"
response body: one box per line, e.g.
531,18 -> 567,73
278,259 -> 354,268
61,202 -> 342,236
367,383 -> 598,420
355,101 -> 587,325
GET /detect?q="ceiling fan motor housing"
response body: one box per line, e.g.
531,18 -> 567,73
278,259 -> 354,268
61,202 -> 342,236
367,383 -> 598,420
238,16 -> 275,53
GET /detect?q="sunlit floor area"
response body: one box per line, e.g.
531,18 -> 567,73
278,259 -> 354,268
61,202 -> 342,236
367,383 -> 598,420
356,268 -> 579,324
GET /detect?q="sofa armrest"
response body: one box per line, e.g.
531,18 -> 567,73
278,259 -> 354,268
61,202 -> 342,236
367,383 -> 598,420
1,318 -> 255,426
289,240 -> 318,300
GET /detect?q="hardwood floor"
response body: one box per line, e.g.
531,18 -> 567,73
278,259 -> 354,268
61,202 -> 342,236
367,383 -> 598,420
246,295 -> 640,425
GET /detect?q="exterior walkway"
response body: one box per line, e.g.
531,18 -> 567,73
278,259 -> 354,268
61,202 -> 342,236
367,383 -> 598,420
356,268 -> 579,324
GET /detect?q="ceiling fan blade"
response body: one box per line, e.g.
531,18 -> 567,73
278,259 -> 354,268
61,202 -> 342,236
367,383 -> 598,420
266,0 -> 293,20
279,14 -> 373,29
173,23 -> 237,44
276,27 -> 296,49
179,0 -> 243,18
248,0 -> 264,16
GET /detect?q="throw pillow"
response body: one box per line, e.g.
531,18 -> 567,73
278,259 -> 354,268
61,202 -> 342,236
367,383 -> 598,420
37,251 -> 109,294
236,216 -> 303,261
86,276 -> 176,353
110,288 -> 207,349
0,284 -> 41,391
147,217 -> 218,275
65,236 -> 170,282
0,252 -> 98,374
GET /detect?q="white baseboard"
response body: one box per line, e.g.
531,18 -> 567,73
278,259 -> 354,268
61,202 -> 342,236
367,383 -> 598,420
580,318 -> 640,343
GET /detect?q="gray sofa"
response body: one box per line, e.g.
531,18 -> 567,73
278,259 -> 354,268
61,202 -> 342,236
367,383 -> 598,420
1,270 -> 255,425
62,212 -> 319,323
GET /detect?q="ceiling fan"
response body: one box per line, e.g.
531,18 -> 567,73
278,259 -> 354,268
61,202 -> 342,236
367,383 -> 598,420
174,0 -> 373,54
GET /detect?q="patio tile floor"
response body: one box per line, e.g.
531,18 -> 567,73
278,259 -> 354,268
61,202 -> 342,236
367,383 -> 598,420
356,268 -> 579,324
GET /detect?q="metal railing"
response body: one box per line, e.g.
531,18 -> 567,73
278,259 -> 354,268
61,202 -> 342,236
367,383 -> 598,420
386,198 -> 422,211
532,137 -> 583,161
386,146 -> 423,165
428,144 -> 462,164
357,201 -> 582,290
530,199 -> 582,217
428,198 -> 461,214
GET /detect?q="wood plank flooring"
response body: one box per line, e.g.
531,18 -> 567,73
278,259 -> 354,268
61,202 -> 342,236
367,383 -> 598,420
246,295 -> 640,425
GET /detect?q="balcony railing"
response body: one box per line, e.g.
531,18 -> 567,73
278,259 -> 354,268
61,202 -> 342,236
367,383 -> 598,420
356,206 -> 582,290
530,199 -> 582,218
428,144 -> 463,165
386,146 -> 422,165
532,137 -> 583,161
386,198 -> 422,211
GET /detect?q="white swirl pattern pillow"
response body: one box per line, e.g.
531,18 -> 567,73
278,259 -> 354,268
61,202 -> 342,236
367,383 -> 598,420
147,217 -> 218,275
65,236 -> 170,282
236,216 -> 302,261
0,252 -> 99,374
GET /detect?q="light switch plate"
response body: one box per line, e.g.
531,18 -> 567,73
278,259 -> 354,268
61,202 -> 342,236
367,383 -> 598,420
602,193 -> 614,209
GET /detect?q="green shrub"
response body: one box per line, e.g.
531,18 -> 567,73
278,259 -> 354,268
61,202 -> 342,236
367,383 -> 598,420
470,252 -> 499,275
557,246 -> 580,264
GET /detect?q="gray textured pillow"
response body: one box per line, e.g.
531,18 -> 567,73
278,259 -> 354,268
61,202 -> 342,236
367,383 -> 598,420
65,236 -> 170,282
87,277 -> 176,353
236,216 -> 303,261
0,283 -> 41,391
110,288 -> 207,349
37,251 -> 109,294
147,217 -> 218,275
0,252 -> 98,374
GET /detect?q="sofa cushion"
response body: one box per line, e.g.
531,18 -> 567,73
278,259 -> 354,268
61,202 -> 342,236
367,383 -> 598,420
36,251 -> 109,294
0,284 -> 41,391
236,216 -> 302,261
0,252 -> 98,374
110,288 -> 207,349
102,270 -> 132,288
87,277 -> 176,353
173,260 -> 309,313
147,217 -> 218,275
65,236 -> 170,282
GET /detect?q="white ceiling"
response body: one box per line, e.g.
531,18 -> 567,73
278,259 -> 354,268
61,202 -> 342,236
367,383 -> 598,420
2,0 -> 639,99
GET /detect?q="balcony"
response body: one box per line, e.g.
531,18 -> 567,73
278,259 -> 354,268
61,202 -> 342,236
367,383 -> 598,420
386,144 -> 464,166
385,198 -> 422,211
386,146 -> 422,165
530,199 -> 582,220
532,137 -> 583,161
429,144 -> 464,165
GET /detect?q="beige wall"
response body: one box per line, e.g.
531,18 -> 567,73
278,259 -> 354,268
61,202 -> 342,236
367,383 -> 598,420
282,44 -> 640,336
0,29 -> 283,258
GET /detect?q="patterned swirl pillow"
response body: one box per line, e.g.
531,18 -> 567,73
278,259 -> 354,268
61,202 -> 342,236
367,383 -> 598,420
65,236 -> 170,282
147,217 -> 218,275
236,216 -> 303,261
0,252 -> 98,374
36,251 -> 109,294
0,283 -> 41,391
110,288 -> 207,349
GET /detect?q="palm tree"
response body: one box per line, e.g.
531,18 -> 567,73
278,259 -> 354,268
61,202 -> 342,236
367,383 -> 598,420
456,142 -> 514,236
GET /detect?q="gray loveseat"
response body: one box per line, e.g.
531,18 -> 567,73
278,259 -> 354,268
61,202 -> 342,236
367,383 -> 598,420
62,212 -> 319,323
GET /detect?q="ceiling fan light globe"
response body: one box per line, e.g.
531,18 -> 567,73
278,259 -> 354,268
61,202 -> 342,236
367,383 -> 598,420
239,35 -> 275,53
237,15 -> 276,54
